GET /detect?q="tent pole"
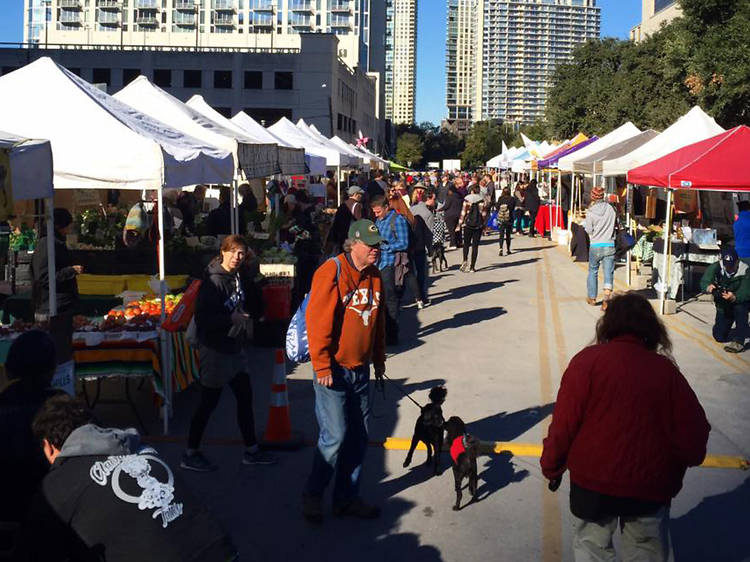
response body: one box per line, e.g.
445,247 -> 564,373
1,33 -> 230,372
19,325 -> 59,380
157,185 -> 170,434
337,165 -> 341,207
660,188 -> 673,315
44,198 -> 58,317
233,178 -> 240,235
557,169 -> 562,230
626,183 -> 632,287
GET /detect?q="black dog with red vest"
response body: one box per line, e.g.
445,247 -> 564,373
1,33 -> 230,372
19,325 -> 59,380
444,416 -> 479,510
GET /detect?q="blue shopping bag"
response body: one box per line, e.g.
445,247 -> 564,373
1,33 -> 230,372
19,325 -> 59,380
487,211 -> 500,231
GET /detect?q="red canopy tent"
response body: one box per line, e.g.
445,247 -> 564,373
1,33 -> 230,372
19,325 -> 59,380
626,125 -> 750,314
627,125 -> 750,190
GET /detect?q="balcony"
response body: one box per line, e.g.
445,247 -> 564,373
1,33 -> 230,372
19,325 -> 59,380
253,14 -> 273,26
98,0 -> 120,8
253,1 -> 274,11
173,12 -> 196,24
329,1 -> 350,13
329,17 -> 352,29
98,11 -> 120,23
136,0 -> 158,8
174,1 -> 196,9
214,0 -> 236,10
136,14 -> 159,24
289,16 -> 313,27
59,10 -> 83,23
290,1 -> 314,13
214,15 -> 236,26
59,0 -> 81,8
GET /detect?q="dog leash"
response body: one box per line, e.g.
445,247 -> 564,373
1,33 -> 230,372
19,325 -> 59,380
378,373 -> 423,409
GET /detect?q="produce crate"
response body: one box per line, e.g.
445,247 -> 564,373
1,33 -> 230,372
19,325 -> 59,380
125,274 -> 189,293
77,274 -> 129,296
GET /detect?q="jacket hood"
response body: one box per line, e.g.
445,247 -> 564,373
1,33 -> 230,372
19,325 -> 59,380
587,201 -> 611,218
58,424 -> 144,459
207,259 -> 233,278
465,193 -> 484,204
411,202 -> 433,222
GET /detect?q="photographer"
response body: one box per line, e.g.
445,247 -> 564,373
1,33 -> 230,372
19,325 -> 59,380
700,247 -> 750,353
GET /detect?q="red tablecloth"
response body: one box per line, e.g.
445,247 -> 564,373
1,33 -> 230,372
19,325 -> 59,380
535,205 -> 564,235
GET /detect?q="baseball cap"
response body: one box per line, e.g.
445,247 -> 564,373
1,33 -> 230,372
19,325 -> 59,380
722,247 -> 738,272
348,219 -> 382,246
348,185 -> 364,196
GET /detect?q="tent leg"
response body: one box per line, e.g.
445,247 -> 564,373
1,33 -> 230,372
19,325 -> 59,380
626,183 -> 632,287
45,198 -> 57,317
157,186 -> 170,435
337,166 -> 341,208
660,189 -> 673,315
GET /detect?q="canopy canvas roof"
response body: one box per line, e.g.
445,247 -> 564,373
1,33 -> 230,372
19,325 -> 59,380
269,118 -> 355,168
0,130 -> 53,200
329,135 -> 371,167
627,125 -> 750,191
537,135 -> 598,169
0,58 -> 233,189
295,120 -> 360,167
572,130 -> 660,175
187,97 -> 306,176
601,106 -> 724,177
115,77 -> 278,179
557,122 -> 642,172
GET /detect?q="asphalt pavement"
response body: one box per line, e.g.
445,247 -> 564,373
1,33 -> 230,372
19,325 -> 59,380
94,232 -> 750,562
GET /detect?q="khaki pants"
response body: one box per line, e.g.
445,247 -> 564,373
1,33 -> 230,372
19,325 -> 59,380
572,506 -> 674,562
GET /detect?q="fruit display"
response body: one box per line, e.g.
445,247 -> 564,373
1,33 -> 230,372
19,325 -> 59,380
102,294 -> 183,331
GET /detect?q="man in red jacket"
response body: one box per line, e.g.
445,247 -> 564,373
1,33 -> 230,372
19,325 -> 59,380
541,292 -> 710,561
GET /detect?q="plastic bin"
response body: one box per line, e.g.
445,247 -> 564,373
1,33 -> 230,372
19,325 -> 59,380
77,274 -> 129,295
262,285 -> 292,321
125,274 -> 189,293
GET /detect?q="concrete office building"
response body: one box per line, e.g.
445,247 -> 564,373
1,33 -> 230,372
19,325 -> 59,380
445,0 -> 600,130
21,0 -> 387,146
0,34 -> 379,149
384,0 -> 417,125
630,0 -> 681,42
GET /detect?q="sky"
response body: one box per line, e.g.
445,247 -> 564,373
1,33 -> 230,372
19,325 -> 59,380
0,0 -> 642,124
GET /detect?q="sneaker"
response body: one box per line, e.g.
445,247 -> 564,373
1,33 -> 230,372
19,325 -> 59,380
416,300 -> 424,310
724,341 -> 744,353
422,299 -> 431,307
180,451 -> 217,472
333,498 -> 381,519
242,450 -> 278,465
459,261 -> 468,272
498,249 -> 504,256
302,494 -> 324,523
469,267 -> 476,273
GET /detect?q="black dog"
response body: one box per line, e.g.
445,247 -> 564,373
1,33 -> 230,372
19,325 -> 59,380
444,416 -> 479,511
403,386 -> 447,475
431,243 -> 448,274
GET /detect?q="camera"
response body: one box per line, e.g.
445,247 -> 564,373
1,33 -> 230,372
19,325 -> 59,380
712,284 -> 728,303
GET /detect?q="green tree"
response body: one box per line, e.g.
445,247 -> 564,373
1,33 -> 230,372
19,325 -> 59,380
395,132 -> 424,168
460,120 -> 504,170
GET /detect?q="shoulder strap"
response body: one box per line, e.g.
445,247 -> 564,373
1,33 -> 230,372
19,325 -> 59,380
389,212 -> 398,240
331,256 -> 356,307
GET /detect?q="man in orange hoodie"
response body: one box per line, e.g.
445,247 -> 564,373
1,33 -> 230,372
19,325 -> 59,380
302,219 -> 386,523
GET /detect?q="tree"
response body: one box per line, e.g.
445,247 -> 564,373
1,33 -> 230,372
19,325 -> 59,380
395,132 -> 424,168
460,120 -> 504,170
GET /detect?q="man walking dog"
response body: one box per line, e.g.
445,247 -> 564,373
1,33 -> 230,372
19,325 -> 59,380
303,219 -> 386,523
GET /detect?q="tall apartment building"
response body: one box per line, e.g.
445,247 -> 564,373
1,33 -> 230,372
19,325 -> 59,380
22,0 -> 381,85
630,0 -> 681,42
445,0 -> 600,130
384,0 -> 417,125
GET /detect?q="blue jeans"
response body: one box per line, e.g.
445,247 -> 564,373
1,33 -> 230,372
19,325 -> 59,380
305,363 -> 371,506
713,303 -> 749,344
588,245 -> 616,299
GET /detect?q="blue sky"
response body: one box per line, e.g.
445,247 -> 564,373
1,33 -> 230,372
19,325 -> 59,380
0,0 -> 641,123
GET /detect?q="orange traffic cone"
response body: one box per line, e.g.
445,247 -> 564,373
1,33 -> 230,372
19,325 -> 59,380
261,349 -> 303,450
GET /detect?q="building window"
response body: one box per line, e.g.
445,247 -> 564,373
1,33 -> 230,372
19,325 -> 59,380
244,71 -> 262,89
214,70 -> 232,89
184,69 -> 202,88
274,71 -> 293,90
92,68 -> 111,86
122,68 -> 140,85
215,107 -> 232,118
153,69 -> 172,88
67,68 -> 81,77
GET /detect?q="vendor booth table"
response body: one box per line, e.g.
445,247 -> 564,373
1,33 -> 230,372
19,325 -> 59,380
535,204 -> 564,235
651,239 -> 720,300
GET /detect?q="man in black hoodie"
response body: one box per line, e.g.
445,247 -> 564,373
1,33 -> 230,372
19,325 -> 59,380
24,394 -> 237,561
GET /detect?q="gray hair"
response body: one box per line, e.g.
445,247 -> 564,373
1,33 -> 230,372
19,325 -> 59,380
343,238 -> 356,253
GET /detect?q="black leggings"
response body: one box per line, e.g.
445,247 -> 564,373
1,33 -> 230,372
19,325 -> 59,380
445,215 -> 461,247
462,227 -> 482,269
498,222 -> 512,252
187,372 -> 257,450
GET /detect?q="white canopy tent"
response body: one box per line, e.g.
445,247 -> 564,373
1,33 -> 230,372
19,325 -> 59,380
269,117 -> 349,169
601,107 -> 724,177
295,120 -> 360,168
0,58 -> 235,434
558,122 -> 642,173
115,76 -> 278,180
329,135 -> 371,168
354,144 -> 389,167
187,96 -> 307,176
231,111 -> 326,176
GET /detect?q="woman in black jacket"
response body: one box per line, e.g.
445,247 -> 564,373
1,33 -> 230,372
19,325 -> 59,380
525,179 -> 541,237
495,188 -> 517,256
182,235 -> 275,472
442,185 -> 463,249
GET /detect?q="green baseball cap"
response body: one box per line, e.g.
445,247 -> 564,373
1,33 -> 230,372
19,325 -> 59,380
348,219 -> 383,246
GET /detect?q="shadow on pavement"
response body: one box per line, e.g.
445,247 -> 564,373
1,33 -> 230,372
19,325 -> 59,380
428,280 -> 518,306
479,257 -> 540,272
417,307 -> 507,338
671,476 -> 750,562
466,403 -> 556,442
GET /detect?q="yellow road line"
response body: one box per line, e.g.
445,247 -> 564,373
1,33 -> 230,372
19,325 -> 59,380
382,438 -> 749,470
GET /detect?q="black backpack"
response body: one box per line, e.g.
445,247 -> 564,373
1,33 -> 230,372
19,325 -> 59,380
464,201 -> 482,229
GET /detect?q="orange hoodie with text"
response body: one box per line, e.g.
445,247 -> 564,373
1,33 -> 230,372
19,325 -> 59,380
306,254 -> 386,379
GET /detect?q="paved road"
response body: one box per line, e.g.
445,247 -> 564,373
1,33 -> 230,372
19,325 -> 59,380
103,233 -> 750,561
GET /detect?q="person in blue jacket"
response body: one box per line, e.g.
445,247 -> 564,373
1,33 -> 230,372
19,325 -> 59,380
733,200 -> 750,266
